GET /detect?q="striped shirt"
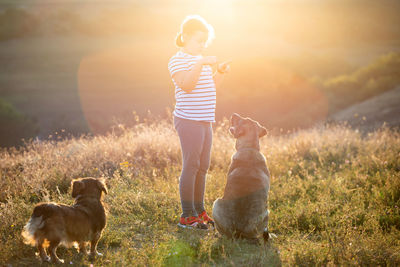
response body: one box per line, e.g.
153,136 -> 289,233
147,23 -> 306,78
168,50 -> 216,122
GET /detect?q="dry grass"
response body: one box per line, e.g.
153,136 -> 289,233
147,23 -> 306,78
1,119 -> 399,266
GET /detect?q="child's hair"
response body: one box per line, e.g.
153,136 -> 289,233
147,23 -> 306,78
175,15 -> 215,48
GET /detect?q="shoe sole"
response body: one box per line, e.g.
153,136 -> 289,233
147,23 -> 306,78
177,222 -> 208,230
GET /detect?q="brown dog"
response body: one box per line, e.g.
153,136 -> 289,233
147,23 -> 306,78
22,177 -> 107,264
212,113 -> 270,242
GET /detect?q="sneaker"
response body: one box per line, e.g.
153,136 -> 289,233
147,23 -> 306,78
178,216 -> 208,230
198,211 -> 214,227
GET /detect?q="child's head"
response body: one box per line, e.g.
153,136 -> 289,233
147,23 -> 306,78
175,15 -> 215,55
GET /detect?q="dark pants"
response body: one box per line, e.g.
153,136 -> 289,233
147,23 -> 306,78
174,116 -> 212,217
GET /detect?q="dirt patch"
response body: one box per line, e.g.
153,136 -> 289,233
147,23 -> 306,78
331,86 -> 400,131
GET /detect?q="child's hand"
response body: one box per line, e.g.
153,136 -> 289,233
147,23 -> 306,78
217,61 -> 231,74
201,56 -> 217,66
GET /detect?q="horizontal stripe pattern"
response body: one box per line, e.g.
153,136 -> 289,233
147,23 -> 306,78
168,50 -> 216,122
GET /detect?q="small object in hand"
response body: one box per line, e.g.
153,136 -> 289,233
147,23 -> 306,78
217,60 -> 232,74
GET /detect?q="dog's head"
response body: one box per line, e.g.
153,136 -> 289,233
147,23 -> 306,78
229,113 -> 267,148
71,177 -> 108,199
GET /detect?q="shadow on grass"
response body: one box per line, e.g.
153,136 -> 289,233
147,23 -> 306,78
8,245 -> 101,267
159,228 -> 281,267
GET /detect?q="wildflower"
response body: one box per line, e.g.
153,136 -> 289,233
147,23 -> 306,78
120,161 -> 129,167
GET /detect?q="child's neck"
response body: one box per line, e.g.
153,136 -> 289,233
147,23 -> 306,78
181,48 -> 200,56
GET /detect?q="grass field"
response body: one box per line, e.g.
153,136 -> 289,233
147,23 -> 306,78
1,119 -> 399,266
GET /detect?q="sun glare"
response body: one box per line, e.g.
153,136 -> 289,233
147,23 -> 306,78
197,0 -> 237,23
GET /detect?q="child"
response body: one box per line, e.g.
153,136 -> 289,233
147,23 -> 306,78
168,15 -> 230,229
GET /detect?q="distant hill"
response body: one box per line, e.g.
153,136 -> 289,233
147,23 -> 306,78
331,86 -> 400,131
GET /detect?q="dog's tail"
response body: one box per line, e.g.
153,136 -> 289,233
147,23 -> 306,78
21,215 -> 44,246
21,205 -> 52,246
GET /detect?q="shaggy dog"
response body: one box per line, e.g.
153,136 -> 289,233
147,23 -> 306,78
212,113 -> 270,242
22,177 -> 107,264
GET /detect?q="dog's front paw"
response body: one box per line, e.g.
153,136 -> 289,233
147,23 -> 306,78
51,257 -> 64,264
89,251 -> 103,260
263,228 -> 277,244
41,255 -> 51,263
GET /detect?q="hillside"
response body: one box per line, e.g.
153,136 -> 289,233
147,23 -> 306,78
0,120 -> 399,266
331,86 -> 400,131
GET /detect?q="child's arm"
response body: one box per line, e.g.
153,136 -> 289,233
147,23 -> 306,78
213,70 -> 225,89
213,61 -> 231,89
173,56 -> 217,93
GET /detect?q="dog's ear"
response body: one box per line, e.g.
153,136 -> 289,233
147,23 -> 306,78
259,126 -> 268,138
230,113 -> 241,125
97,178 -> 108,195
71,179 -> 85,198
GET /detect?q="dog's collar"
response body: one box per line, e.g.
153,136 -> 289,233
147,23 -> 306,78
236,147 -> 260,153
233,147 -> 266,163
75,194 -> 100,202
